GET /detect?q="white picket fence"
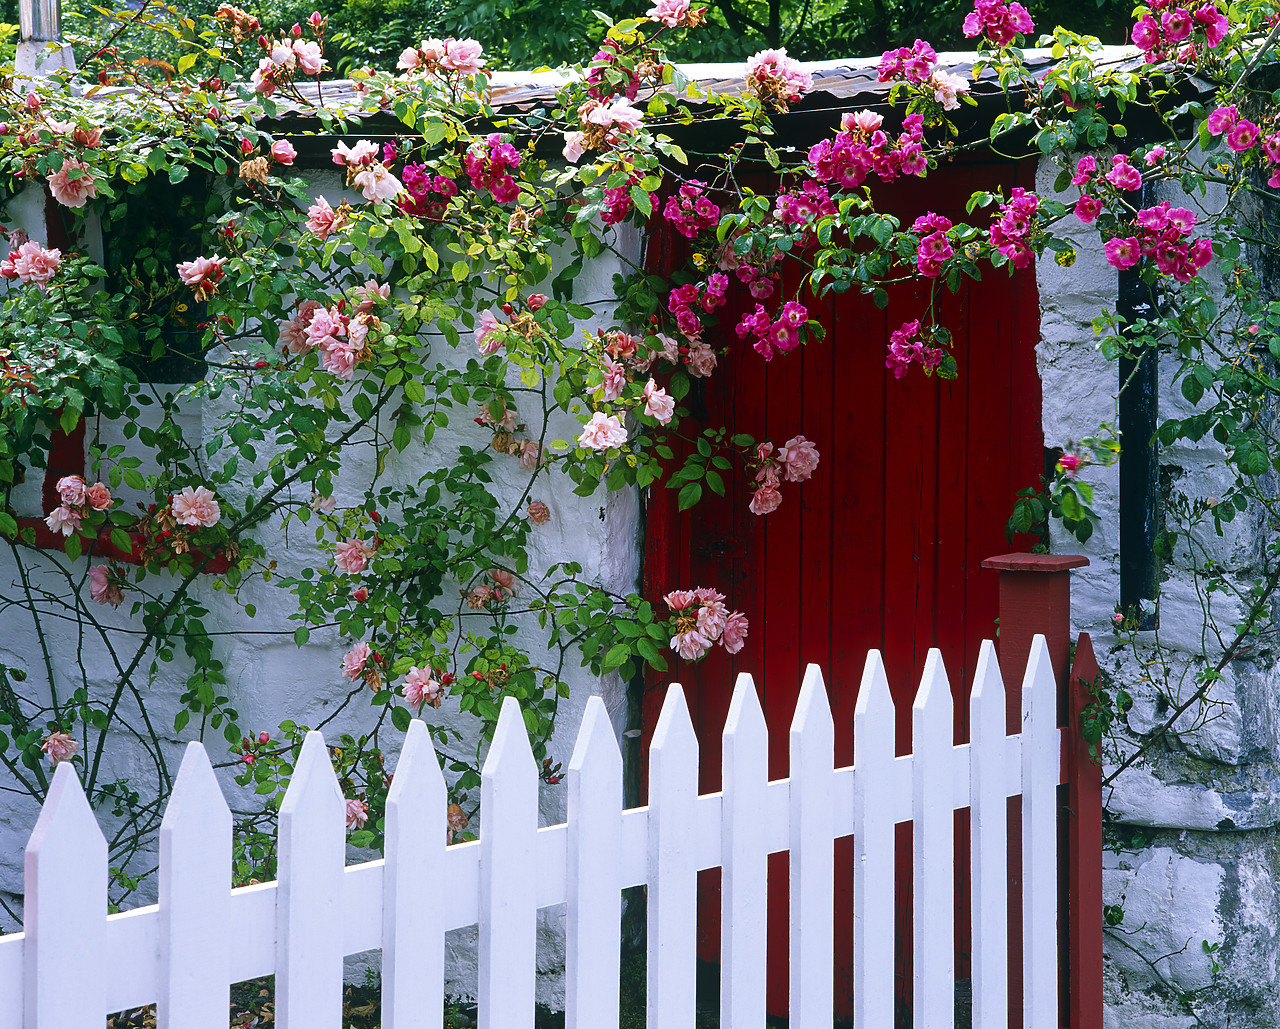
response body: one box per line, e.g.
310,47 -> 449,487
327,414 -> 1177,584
0,636 -> 1062,1029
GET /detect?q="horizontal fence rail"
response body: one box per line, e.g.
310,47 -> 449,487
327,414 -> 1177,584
0,636 -> 1063,1029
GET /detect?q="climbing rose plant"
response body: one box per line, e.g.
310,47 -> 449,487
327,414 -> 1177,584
0,0 -> 1277,913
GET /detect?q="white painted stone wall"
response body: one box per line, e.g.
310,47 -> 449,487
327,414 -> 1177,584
0,173 -> 644,1008
1037,156 -> 1280,1029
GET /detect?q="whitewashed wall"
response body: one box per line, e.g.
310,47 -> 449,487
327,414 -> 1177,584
1037,157 -> 1280,1029
0,172 -> 643,1008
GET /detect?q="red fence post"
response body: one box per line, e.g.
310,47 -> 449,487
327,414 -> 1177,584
980,553 -> 1093,1029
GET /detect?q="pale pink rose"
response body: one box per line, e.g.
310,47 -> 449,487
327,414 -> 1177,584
334,538 -> 371,574
342,641 -> 371,680
562,131 -> 587,164
647,0 -> 690,26
527,500 -> 550,524
320,337 -> 360,379
671,628 -> 711,661
332,139 -> 379,167
73,125 -> 102,148
685,341 -> 718,378
585,97 -> 645,133
696,599 -> 728,640
417,38 -> 446,63
56,474 -> 87,506
41,731 -> 77,765
477,400 -> 518,431
250,57 -> 277,95
44,506 -> 81,535
663,589 -> 696,610
88,565 -> 124,607
283,299 -> 326,352
778,435 -> 819,481
490,568 -> 516,598
749,482 -> 782,515
176,255 -> 225,287
476,310 -> 503,354
466,584 -> 494,609
306,197 -> 340,239
599,357 -> 627,401
311,492 -> 337,513
842,109 -> 883,133
642,379 -> 675,424
721,611 -> 748,654
172,485 -> 221,528
270,41 -> 294,66
518,440 -> 541,469
270,139 -> 297,165
345,798 -> 369,830
292,38 -> 326,75
47,158 -> 100,209
353,163 -> 403,202
441,38 -> 485,74
85,482 -> 112,510
577,412 -> 627,451
744,48 -> 813,103
355,279 -> 390,315
402,666 -> 442,708
10,241 -> 61,287
527,293 -> 548,311
397,47 -> 422,71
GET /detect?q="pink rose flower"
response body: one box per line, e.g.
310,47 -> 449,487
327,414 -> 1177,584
56,474 -> 88,507
47,158 -> 100,209
599,357 -> 627,402
577,412 -> 628,451
476,310 -> 503,355
518,440 -> 542,470
778,435 -> 820,481
7,241 -> 62,288
749,482 -> 782,515
490,567 -> 516,598
1206,106 -> 1237,136
647,0 -> 690,27
176,255 -> 226,289
85,482 -> 112,510
664,589 -> 696,610
1225,120 -> 1259,153
172,485 -> 221,528
270,139 -> 298,165
403,666 -> 443,708
334,538 -> 372,574
1074,194 -> 1103,223
562,131 -> 587,164
685,340 -> 718,378
353,163 -> 403,203
527,293 -> 548,311
88,565 -> 124,607
721,611 -> 749,654
306,197 -> 340,239
1143,146 -> 1166,166
745,48 -> 813,105
842,109 -> 883,133
343,641 -> 372,680
643,379 -> 675,424
671,628 -> 711,661
292,38 -> 325,75
311,492 -> 337,513
441,38 -> 485,74
44,506 -> 81,535
1104,156 -> 1142,191
41,731 -> 77,766
346,798 -> 369,831
332,139 -> 379,167
696,599 -> 728,640
1057,453 -> 1081,476
527,500 -> 550,524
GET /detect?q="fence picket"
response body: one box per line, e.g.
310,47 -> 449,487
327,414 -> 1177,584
968,641 -> 1009,1029
383,719 -> 446,1029
1021,636 -> 1058,1029
913,651 -> 955,1029
789,664 -> 834,1029
23,761 -> 107,1029
648,683 -> 699,1029
159,742 -> 232,1029
566,696 -> 623,1029
721,673 -> 769,1029
277,731 -> 346,1029
479,696 -> 538,1029
852,652 -> 896,1029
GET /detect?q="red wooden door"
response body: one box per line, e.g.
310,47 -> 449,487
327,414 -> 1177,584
642,155 -> 1043,1021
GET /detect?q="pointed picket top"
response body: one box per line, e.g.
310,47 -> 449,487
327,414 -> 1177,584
724,672 -> 767,751
281,730 -> 345,816
855,648 -> 894,720
791,663 -> 834,737
652,681 -> 697,755
479,696 -> 538,1029
912,649 -> 953,737
383,719 -> 447,1029
159,742 -> 231,1029
24,759 -> 108,1028
277,730 -> 345,1029
566,697 -> 623,1029
969,641 -> 1010,1029
484,695 -> 537,777
1022,633 -> 1056,726
569,694 -> 623,781
789,664 -> 834,1029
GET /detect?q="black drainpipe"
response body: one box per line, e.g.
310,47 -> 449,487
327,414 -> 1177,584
1117,180 -> 1159,627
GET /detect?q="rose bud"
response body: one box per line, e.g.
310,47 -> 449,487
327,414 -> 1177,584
352,587 -> 369,601
527,293 -> 547,310
254,361 -> 268,369
259,731 -> 271,744
239,137 -> 254,154
0,124 -> 9,136
501,303 -> 513,315
291,22 -> 302,37
309,11 -> 324,27
258,33 -> 268,48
